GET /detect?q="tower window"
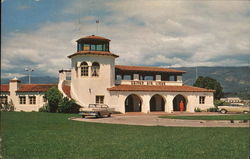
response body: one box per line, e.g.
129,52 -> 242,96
83,44 -> 90,51
80,62 -> 89,76
91,62 -> 100,77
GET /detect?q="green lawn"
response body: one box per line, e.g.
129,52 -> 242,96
1,112 -> 249,159
160,114 -> 250,120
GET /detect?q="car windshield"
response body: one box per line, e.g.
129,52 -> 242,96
88,104 -> 96,108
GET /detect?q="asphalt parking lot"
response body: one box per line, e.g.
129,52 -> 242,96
71,112 -> 249,127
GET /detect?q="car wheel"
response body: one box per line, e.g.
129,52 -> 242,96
96,112 -> 102,118
243,111 -> 249,114
220,109 -> 227,114
82,115 -> 85,118
108,113 -> 111,117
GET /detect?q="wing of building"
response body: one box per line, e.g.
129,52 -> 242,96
0,78 -> 56,111
58,35 -> 215,113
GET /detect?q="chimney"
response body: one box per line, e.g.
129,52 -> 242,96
9,77 -> 21,92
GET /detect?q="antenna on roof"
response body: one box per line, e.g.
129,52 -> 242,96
96,16 -> 100,35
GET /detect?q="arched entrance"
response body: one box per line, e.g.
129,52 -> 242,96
173,94 -> 187,111
150,94 -> 165,111
125,94 -> 142,112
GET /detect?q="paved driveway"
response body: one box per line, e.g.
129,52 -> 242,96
71,113 -> 249,127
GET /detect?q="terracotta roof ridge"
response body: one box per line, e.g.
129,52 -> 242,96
19,84 -> 57,86
115,65 -> 186,73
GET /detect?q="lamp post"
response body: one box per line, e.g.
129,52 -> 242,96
25,67 -> 34,84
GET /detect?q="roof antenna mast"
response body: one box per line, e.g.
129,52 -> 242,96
96,16 -> 100,35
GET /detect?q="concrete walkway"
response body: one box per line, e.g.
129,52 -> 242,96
71,113 -> 249,127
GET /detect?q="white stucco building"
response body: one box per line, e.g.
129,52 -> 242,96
58,35 -> 215,113
0,77 -> 55,111
0,35 -> 215,112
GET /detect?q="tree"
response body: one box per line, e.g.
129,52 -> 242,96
45,86 -> 63,112
193,76 -> 223,100
58,97 -> 81,113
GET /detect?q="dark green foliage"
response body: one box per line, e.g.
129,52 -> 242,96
194,76 -> 223,99
45,86 -> 63,112
207,107 -> 218,112
194,107 -> 202,112
38,104 -> 49,112
58,97 -> 81,113
214,100 -> 230,106
44,87 -> 80,113
0,100 -> 15,112
1,112 -> 249,159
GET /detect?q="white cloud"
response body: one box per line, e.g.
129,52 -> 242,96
2,0 -> 250,78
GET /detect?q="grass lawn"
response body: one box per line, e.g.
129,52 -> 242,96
1,112 -> 249,159
159,114 -> 250,120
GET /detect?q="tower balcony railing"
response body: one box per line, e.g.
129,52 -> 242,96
115,80 -> 183,86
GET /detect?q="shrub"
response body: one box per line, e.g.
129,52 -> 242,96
207,107 -> 218,112
45,86 -> 63,112
39,104 -> 49,112
194,107 -> 202,112
0,100 -> 15,112
58,97 -> 81,113
214,100 -> 230,106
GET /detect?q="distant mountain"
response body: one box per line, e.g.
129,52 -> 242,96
1,76 -> 58,84
1,67 -> 249,94
173,66 -> 250,93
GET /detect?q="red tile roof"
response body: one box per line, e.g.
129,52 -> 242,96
0,84 -> 9,92
115,65 -> 185,73
62,84 -> 71,98
77,35 -> 110,42
68,51 -> 119,58
16,84 -> 56,92
108,85 -> 215,92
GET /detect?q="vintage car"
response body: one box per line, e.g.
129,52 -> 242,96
218,105 -> 249,114
79,104 -> 112,118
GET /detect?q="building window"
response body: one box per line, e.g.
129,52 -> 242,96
80,62 -> 88,76
43,96 -> 47,102
91,62 -> 100,77
19,96 -> 26,104
96,96 -> 104,104
0,96 -> 8,105
83,44 -> 90,51
29,96 -> 36,104
199,96 -> 205,104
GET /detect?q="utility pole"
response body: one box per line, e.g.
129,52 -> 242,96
195,66 -> 198,80
25,66 -> 34,84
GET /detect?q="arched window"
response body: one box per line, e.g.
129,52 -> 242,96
91,62 -> 100,77
80,62 -> 88,76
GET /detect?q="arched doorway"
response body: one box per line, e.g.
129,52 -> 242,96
125,94 -> 142,112
173,94 -> 187,111
150,94 -> 165,111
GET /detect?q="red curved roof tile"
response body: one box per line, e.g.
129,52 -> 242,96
108,85 -> 215,92
62,84 -> 71,98
16,84 -> 56,92
77,35 -> 110,42
68,51 -> 119,58
115,65 -> 185,73
0,84 -> 9,92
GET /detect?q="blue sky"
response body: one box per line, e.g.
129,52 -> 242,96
1,0 -> 250,78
